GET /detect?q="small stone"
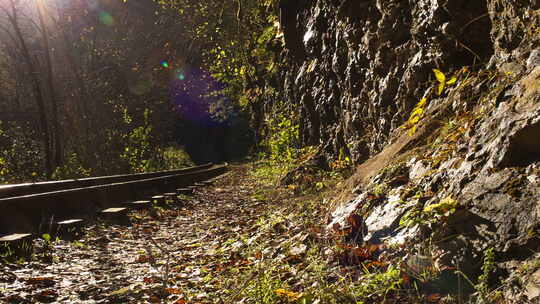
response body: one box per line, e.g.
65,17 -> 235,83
409,160 -> 429,181
526,50 -> 540,69
525,269 -> 540,300
289,244 -> 307,256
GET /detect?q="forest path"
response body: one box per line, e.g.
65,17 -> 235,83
1,165 -> 279,303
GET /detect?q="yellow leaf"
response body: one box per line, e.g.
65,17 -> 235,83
438,83 -> 445,96
423,197 -> 458,213
408,125 -> 417,136
410,107 -> 424,118
275,288 -> 301,300
433,69 -> 446,83
409,115 -> 421,124
417,97 -> 428,108
446,77 -> 457,85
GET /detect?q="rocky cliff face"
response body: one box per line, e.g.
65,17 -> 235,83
280,0 -> 540,302
281,0 -> 538,162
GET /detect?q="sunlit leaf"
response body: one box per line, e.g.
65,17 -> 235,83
164,288 -> 182,295
426,293 -> 442,302
438,83 -> 445,95
409,115 -> 421,124
446,77 -> 457,85
423,197 -> 458,213
433,69 -> 446,83
346,214 -> 364,230
275,288 -> 301,300
410,107 -> 424,118
408,125 -> 417,136
417,97 -> 428,107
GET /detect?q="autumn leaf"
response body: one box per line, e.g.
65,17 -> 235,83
423,197 -> 458,213
433,69 -> 457,95
346,214 -> 364,230
401,273 -> 411,285
275,288 -> 302,300
143,277 -> 155,284
408,125 -> 417,136
136,255 -> 155,263
426,293 -> 442,302
25,277 -> 56,288
433,69 -> 446,83
417,97 -> 428,107
366,260 -> 386,268
164,288 -> 182,295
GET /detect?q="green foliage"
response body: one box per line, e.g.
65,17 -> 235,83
0,122 -> 43,183
120,108 -> 154,173
266,113 -> 299,163
475,247 -> 496,301
400,197 -> 459,228
52,152 -> 91,180
241,269 -> 283,304
329,147 -> 352,171
157,0 -> 282,156
351,266 -> 403,300
160,146 -> 194,169
41,233 -> 52,244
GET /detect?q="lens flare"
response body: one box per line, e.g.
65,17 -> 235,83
161,61 -> 170,68
176,68 -> 185,80
99,11 -> 114,26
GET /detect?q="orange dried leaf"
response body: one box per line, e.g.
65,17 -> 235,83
346,214 -> 364,229
164,288 -> 182,295
426,293 -> 442,302
401,273 -> 411,284
275,288 -> 301,300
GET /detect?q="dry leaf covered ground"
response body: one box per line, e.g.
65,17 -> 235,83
0,163 -> 431,303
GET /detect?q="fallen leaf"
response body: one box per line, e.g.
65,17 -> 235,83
109,287 -> 130,296
34,289 -> 59,303
165,288 -> 182,295
275,288 -> 301,300
426,293 -> 442,303
26,277 -> 56,288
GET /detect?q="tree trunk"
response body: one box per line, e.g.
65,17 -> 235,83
37,0 -> 63,169
7,0 -> 53,177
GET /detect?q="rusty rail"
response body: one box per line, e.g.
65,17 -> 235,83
0,163 -> 214,199
0,163 -> 228,235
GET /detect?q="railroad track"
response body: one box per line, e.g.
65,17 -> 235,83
0,163 -> 228,253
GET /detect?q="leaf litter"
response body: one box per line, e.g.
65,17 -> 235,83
1,164 -> 436,303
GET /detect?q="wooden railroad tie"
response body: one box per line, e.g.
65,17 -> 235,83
176,188 -> 193,195
151,195 -> 165,205
0,233 -> 33,256
54,219 -> 85,239
163,192 -> 178,204
100,207 -> 129,223
125,200 -> 151,210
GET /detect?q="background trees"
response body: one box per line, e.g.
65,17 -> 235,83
0,0 -> 284,183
